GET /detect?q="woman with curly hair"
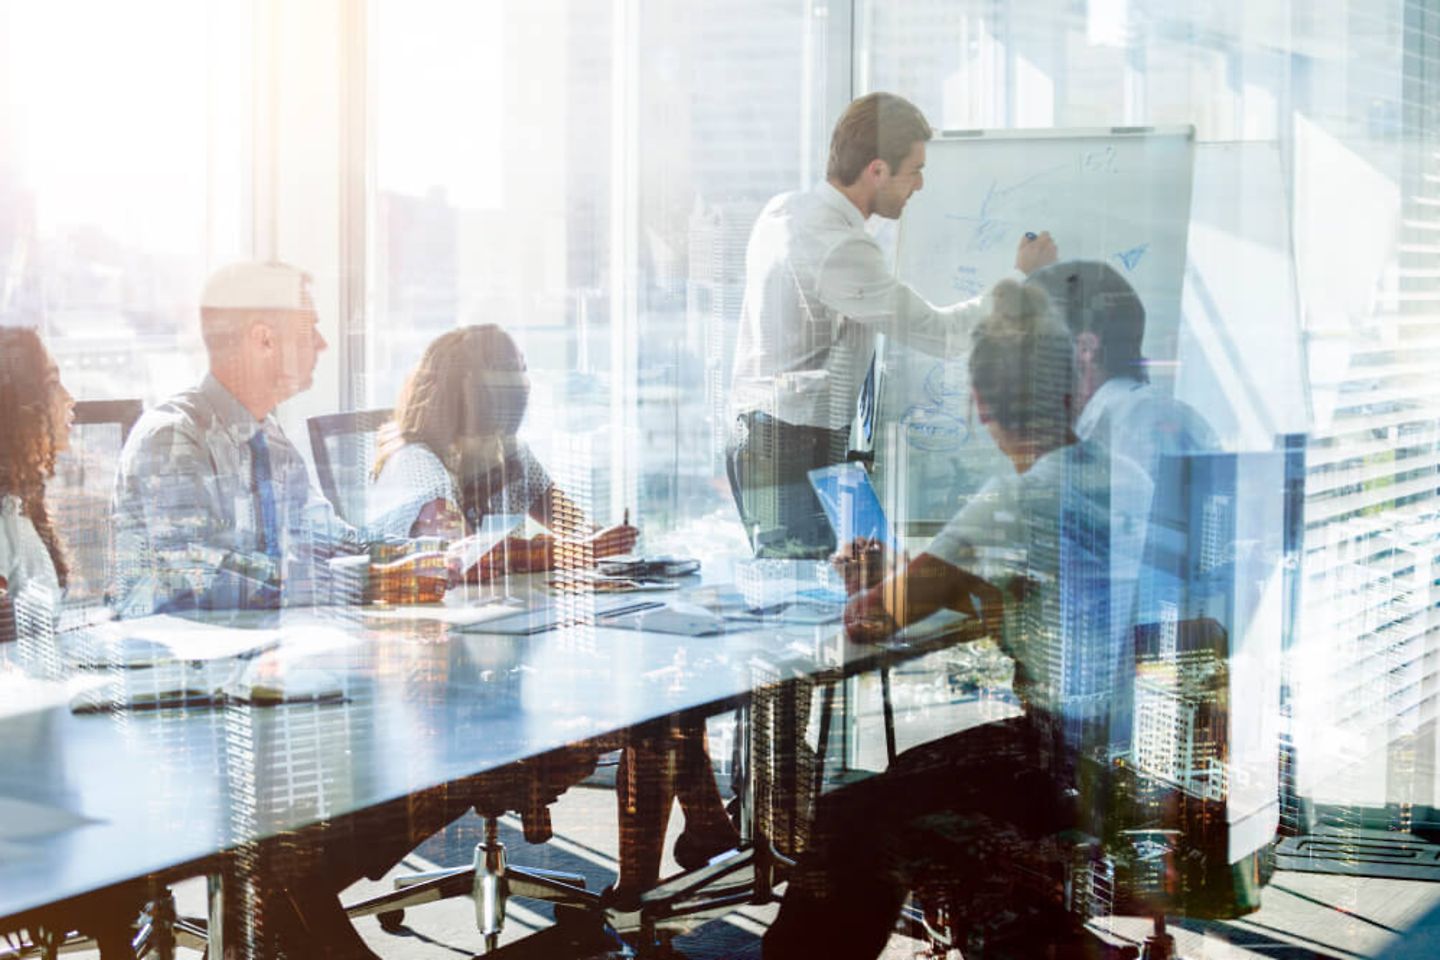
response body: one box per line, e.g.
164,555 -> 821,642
0,327 -> 75,621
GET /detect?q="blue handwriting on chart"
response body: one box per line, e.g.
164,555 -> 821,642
1112,242 -> 1149,272
945,164 -> 1068,254
950,265 -> 984,298
899,361 -> 972,453
1082,145 -> 1118,174
924,361 -> 970,407
901,405 -> 968,452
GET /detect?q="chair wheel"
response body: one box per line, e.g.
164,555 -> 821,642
377,909 -> 405,932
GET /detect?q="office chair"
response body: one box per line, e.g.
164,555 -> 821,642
49,399 -> 144,604
344,750 -> 603,953
613,675 -> 809,952
905,450 -> 1285,958
73,398 -> 144,440
307,408 -> 393,526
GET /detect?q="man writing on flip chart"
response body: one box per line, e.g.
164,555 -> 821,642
727,91 -> 1058,558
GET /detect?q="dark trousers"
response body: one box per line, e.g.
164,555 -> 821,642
763,718 -> 1083,960
726,411 -> 849,559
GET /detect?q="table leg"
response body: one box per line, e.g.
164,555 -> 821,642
205,874 -> 224,960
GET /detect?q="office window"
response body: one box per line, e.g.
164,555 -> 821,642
0,0 -> 252,403
1,0 -> 252,601
366,0 -> 615,533
366,0 -> 838,535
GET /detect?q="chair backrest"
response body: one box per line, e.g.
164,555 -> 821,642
48,398 -> 145,604
1112,449 -> 1286,920
73,398 -> 144,441
308,408 -> 394,526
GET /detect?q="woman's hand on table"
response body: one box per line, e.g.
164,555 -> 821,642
368,551 -> 448,604
459,520 -> 638,580
842,583 -> 900,645
831,536 -> 890,595
585,522 -> 639,558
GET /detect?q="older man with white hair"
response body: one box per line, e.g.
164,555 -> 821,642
110,261 -> 425,957
111,260 -> 365,616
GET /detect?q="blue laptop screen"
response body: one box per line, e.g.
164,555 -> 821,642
807,463 -> 897,549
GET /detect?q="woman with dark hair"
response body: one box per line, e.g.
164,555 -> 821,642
0,327 -> 74,633
370,323 -> 635,567
373,324 -> 739,904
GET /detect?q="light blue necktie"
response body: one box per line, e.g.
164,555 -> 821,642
247,430 -> 282,564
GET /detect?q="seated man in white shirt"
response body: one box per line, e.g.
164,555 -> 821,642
1026,259 -> 1218,482
763,281 -> 1151,959
727,91 -> 1057,557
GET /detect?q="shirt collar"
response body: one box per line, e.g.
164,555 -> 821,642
200,373 -> 268,441
816,180 -> 869,233
1074,376 -> 1142,441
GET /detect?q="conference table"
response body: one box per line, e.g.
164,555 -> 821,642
0,557 -> 985,957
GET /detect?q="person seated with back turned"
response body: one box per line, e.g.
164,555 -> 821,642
763,280 -> 1152,960
371,323 -> 739,906
110,261 -> 449,959
1026,259 -> 1217,483
1026,260 -> 1219,752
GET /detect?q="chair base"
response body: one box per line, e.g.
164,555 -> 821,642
345,814 -> 601,954
1,891 -> 206,960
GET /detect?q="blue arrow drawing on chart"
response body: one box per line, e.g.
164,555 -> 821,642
1113,243 -> 1149,272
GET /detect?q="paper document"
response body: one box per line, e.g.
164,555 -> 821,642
364,597 -> 527,626
0,670 -> 111,721
603,605 -> 730,637
447,513 -> 527,573
67,624 -> 357,713
62,615 -> 283,668
457,597 -> 665,636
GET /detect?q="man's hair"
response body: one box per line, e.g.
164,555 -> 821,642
969,280 -> 1074,437
199,260 -> 314,356
1026,260 -> 1148,383
827,92 -> 933,186
200,308 -> 272,355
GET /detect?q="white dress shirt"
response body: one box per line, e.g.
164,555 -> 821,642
730,181 -> 1004,432
1074,376 -> 1218,482
368,440 -> 552,539
927,441 -> 1153,759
